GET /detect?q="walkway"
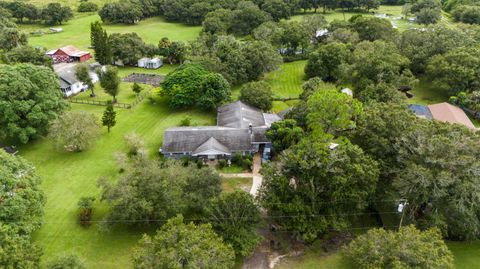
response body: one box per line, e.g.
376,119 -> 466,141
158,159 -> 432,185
219,153 -> 263,196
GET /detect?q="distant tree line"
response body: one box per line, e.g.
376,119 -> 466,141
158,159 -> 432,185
0,1 -> 73,25
98,0 -> 382,25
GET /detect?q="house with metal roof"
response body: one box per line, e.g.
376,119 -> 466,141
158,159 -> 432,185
46,45 -> 92,64
160,101 -> 281,160
53,63 -> 98,97
409,102 -> 476,129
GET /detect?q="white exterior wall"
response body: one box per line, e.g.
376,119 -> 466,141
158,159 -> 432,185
64,82 -> 88,97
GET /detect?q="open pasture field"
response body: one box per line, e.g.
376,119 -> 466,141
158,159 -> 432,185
19,14 -> 201,50
21,98 -> 215,268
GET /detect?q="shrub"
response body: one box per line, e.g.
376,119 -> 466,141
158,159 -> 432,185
179,116 -> 191,126
218,159 -> 227,169
77,196 -> 95,226
196,159 -> 204,169
124,132 -> 145,156
78,2 -> 98,12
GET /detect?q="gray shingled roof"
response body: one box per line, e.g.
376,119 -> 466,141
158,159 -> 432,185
217,101 -> 265,128
54,63 -> 79,88
162,127 -> 253,153
192,137 -> 231,156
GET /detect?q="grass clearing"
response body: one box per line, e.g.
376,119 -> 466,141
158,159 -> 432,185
275,239 -> 480,269
265,60 -> 306,99
408,78 -> 451,105
20,15 -> 201,50
20,97 -> 215,268
217,165 -> 246,174
221,177 -> 252,193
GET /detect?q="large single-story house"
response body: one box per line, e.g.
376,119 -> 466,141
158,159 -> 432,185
138,57 -> 163,69
160,101 -> 281,160
409,102 -> 476,129
46,45 -> 92,64
54,63 -> 98,97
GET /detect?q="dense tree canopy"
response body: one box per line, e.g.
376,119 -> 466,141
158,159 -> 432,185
4,46 -> 52,67
40,3 -> 73,25
426,46 -> 480,94
161,63 -> 231,109
0,151 -> 44,268
0,10 -> 27,51
133,215 -> 235,269
266,119 -> 305,152
259,135 -> 379,241
0,64 -> 66,144
239,81 -> 274,111
305,42 -> 350,81
206,191 -> 261,256
340,40 -> 411,89
99,159 -> 222,226
110,33 -> 156,66
343,226 -> 454,269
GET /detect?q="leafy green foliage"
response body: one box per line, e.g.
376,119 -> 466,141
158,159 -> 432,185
239,81 -> 274,111
411,0 -> 442,25
158,37 -> 187,65
132,215 -> 235,269
75,63 -> 94,96
4,46 -> 52,67
132,83 -> 143,95
206,190 -> 262,257
0,12 -> 27,51
349,16 -> 397,41
427,46 -> 480,94
98,66 -> 120,103
0,64 -> 66,144
341,40 -> 411,89
259,136 -> 379,241
99,159 -> 222,226
90,21 -> 112,65
40,3 -> 73,25
110,33 -> 156,66
99,1 -> 142,24
78,196 -> 95,226
0,224 -> 43,269
162,63 -> 230,109
47,254 -> 86,269
397,26 -> 471,74
190,35 -> 281,85
197,73 -> 232,110
343,226 -> 454,269
49,111 -> 101,152
102,101 -> 116,132
266,119 -> 305,152
0,151 -> 44,268
307,89 -> 363,136
78,2 -> 98,12
305,42 -> 350,81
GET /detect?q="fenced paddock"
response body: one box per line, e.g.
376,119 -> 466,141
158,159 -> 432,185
68,91 -> 148,109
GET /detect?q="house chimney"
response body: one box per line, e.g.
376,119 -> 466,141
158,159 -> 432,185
249,123 -> 253,135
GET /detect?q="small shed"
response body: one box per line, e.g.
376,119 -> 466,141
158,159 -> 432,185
138,57 -> 163,69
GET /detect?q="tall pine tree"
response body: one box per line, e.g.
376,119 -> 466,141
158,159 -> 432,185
90,21 -> 111,65
102,101 -> 116,132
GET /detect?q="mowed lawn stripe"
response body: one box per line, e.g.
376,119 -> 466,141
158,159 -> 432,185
21,100 -> 215,268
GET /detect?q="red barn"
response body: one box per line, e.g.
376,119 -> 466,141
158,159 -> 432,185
46,45 -> 92,64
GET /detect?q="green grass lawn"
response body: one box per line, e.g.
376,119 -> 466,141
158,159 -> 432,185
20,14 -> 201,50
72,83 -> 152,104
217,165 -> 246,174
409,78 -> 451,105
276,239 -> 480,269
265,60 -> 306,99
221,177 -> 252,193
20,97 -> 215,268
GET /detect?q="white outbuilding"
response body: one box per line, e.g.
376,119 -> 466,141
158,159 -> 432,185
138,57 -> 163,69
